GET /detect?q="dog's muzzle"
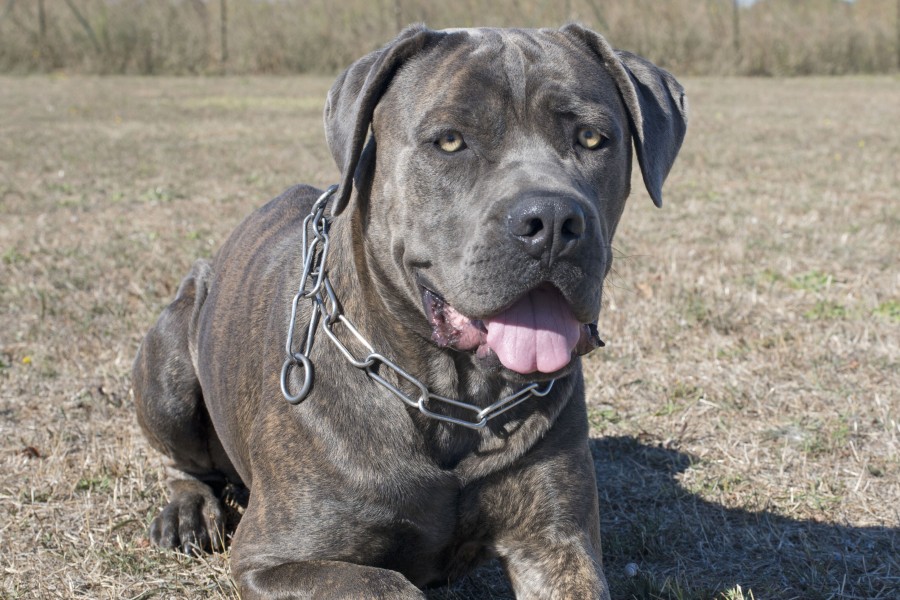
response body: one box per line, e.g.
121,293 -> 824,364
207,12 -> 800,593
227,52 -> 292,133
421,283 -> 604,375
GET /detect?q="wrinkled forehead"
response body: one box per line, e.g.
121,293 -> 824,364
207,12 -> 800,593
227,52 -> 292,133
376,27 -> 623,126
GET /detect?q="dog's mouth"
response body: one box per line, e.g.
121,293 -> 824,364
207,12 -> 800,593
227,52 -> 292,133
419,281 -> 603,375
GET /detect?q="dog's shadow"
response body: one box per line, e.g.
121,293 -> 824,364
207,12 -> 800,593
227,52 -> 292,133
426,436 -> 899,599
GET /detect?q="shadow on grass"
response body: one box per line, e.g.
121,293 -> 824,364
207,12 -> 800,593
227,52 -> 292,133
427,436 -> 899,600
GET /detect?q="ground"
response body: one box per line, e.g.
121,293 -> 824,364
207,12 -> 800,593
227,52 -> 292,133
0,75 -> 898,599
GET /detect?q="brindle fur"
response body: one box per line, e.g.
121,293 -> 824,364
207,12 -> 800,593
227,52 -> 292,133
132,24 -> 687,599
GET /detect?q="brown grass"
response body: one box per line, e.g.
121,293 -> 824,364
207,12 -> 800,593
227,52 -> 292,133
1,74 -> 898,599
0,0 -> 897,76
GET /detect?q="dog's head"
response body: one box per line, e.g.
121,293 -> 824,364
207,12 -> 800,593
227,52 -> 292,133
324,25 -> 687,380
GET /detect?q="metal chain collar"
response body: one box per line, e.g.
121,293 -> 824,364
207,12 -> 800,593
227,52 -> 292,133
279,185 -> 555,430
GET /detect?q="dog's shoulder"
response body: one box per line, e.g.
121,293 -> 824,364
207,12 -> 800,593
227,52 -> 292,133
224,184 -> 323,249
209,184 -> 324,287
260,184 -> 324,220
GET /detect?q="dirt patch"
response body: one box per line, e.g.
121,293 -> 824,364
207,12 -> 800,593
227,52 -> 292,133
1,75 -> 897,599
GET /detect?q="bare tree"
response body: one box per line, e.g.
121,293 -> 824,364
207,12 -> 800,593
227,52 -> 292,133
63,0 -> 101,54
393,0 -> 403,34
733,0 -> 741,61
584,0 -> 608,32
220,0 -> 228,65
190,0 -> 211,67
37,0 -> 45,56
0,0 -> 16,24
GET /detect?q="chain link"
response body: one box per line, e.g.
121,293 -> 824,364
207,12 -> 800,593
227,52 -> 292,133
280,185 -> 555,429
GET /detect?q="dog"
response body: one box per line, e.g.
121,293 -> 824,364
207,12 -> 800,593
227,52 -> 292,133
132,24 -> 687,599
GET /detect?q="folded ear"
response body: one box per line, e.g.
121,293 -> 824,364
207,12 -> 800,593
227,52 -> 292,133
324,25 -> 441,216
561,24 -> 688,207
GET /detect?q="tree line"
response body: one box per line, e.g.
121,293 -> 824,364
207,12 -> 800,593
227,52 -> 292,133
1,0 -> 897,76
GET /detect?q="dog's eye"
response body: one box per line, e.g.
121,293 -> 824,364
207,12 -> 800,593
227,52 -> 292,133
437,131 -> 466,153
576,127 -> 604,150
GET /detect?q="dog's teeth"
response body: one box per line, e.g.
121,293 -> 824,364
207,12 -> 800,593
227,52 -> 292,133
422,288 -> 447,326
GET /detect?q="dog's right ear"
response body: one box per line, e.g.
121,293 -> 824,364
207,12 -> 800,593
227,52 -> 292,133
324,25 -> 440,216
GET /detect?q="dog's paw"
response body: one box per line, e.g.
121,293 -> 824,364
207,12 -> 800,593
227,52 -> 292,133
149,486 -> 225,555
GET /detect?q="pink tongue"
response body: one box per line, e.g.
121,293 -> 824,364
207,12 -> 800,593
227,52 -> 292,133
483,288 -> 581,374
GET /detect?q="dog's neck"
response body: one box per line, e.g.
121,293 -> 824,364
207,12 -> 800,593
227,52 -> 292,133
326,207 -> 488,401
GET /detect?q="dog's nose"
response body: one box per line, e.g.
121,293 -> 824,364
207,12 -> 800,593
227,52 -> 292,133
507,195 -> 586,262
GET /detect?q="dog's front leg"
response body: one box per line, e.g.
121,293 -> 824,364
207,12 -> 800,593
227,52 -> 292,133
480,433 -> 611,600
237,561 -> 425,600
497,534 -> 610,600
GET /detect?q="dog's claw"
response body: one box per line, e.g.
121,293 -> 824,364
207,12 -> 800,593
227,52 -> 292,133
149,488 -> 225,555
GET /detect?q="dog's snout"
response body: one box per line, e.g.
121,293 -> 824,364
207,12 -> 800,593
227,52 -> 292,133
507,196 -> 586,263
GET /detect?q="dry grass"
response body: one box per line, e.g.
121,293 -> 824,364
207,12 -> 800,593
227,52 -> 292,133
1,74 -> 898,599
0,0 -> 897,76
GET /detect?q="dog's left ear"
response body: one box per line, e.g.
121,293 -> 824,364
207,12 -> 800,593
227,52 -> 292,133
561,24 -> 688,207
324,25 -> 443,216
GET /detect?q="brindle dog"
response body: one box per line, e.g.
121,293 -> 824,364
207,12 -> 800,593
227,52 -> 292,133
133,24 -> 687,599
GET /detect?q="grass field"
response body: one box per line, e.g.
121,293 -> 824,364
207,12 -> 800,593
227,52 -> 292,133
1,73 -> 898,599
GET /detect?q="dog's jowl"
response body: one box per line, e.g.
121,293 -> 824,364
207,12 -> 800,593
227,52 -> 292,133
133,25 -> 687,600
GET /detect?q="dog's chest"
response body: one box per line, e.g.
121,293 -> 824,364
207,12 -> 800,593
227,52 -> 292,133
367,481 -> 491,586
306,462 -> 490,586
